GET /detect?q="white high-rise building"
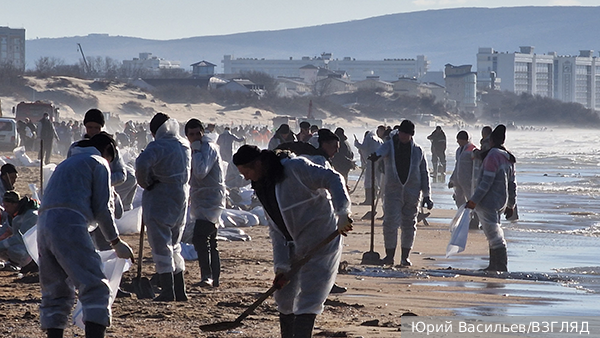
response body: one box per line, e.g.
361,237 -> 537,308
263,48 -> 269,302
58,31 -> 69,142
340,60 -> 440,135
554,50 -> 600,110
477,46 -> 554,97
477,47 -> 600,110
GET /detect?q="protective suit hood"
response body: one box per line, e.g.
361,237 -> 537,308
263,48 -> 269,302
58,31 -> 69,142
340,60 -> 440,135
155,118 -> 188,145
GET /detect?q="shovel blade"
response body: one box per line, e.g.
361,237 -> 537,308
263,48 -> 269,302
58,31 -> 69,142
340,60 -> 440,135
417,212 -> 430,223
132,276 -> 155,299
361,251 -> 381,265
200,320 -> 243,332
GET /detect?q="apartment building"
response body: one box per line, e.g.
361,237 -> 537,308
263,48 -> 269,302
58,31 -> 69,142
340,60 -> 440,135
122,52 -> 181,76
0,27 -> 25,70
477,46 -> 600,110
444,64 -> 477,113
477,46 -> 554,97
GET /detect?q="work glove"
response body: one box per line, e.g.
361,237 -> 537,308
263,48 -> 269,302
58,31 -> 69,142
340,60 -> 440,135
336,213 -> 353,236
421,196 -> 434,210
191,140 -> 202,151
504,207 -> 514,219
273,271 -> 289,290
111,238 -> 135,262
447,181 -> 454,189
367,152 -> 381,162
465,200 -> 476,209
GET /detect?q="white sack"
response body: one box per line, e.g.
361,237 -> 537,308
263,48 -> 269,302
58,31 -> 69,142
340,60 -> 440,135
73,251 -> 131,329
446,205 -> 471,258
115,206 -> 142,234
221,209 -> 259,227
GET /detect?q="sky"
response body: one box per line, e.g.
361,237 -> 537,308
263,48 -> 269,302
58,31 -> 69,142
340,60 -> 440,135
2,0 -> 597,40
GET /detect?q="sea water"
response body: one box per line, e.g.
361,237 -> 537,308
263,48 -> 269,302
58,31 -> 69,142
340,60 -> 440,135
348,126 -> 600,316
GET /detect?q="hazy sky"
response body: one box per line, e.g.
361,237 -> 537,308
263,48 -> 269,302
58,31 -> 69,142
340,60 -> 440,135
2,0 -> 597,40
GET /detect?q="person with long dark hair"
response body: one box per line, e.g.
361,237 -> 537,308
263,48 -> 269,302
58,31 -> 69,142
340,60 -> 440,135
233,145 -> 352,338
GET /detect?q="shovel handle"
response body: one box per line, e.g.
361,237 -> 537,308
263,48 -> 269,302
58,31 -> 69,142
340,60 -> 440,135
137,220 -> 145,278
233,229 -> 342,324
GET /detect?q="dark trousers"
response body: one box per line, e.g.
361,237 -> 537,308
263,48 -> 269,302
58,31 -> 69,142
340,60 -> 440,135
192,219 -> 220,285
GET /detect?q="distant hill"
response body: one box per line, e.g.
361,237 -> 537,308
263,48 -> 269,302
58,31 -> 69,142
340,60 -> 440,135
26,6 -> 600,73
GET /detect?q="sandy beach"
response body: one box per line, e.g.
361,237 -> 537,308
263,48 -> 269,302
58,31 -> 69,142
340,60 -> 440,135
0,155 -> 564,338
0,77 -> 597,336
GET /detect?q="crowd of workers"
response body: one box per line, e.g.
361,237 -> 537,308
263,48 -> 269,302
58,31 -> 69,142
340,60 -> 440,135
0,109 -> 516,338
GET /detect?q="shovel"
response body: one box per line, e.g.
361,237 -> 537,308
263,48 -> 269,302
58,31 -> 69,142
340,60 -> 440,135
200,228 -> 343,332
417,206 -> 431,226
348,166 -> 365,194
132,220 -> 155,299
361,157 -> 380,265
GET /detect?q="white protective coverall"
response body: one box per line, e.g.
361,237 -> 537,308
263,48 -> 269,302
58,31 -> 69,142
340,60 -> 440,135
0,203 -> 38,266
449,142 -> 477,206
469,148 -> 516,249
354,131 -> 383,189
135,119 -> 191,274
375,130 -> 430,250
38,146 -> 118,329
190,135 -> 226,224
217,129 -> 244,163
269,156 -> 351,315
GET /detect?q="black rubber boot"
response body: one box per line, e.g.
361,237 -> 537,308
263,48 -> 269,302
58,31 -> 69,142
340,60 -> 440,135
294,313 -> 316,338
47,329 -> 64,338
84,321 -> 106,338
153,272 -> 175,301
210,241 -> 221,287
483,247 -> 508,272
380,247 -> 396,265
279,312 -> 295,338
400,247 -> 412,267
174,271 -> 188,301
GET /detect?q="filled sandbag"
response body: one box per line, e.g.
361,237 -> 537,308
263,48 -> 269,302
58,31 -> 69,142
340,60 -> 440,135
221,209 -> 259,227
13,146 -> 39,167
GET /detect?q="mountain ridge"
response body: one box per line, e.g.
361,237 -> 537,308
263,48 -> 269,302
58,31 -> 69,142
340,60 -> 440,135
25,6 -> 600,72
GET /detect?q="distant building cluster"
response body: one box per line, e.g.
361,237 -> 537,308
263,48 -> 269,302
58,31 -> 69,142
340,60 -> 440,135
6,22 -> 600,114
0,26 -> 25,70
122,52 -> 181,76
478,46 -> 600,110
222,53 -> 429,82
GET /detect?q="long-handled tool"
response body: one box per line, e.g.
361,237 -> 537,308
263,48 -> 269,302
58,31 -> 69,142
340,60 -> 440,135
361,157 -> 380,265
132,220 -> 154,299
348,166 -> 365,194
200,229 -> 343,332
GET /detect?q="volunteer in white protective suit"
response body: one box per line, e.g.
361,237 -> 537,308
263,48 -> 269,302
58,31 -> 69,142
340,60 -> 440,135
466,124 -> 516,272
69,109 -> 129,248
371,120 -> 433,267
354,130 -> 383,205
448,131 -> 480,229
37,132 -> 134,338
135,113 -> 191,302
233,145 -> 352,338
185,118 -> 226,288
0,191 -> 39,273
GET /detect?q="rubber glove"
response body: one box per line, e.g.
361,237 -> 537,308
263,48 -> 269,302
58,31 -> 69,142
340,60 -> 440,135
191,140 -> 202,151
336,213 -> 353,236
273,271 -> 289,290
367,152 -> 381,162
504,207 -> 514,219
111,238 -> 135,262
421,196 -> 434,210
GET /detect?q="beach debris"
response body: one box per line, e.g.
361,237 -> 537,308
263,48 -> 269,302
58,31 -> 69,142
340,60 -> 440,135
360,319 -> 379,327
